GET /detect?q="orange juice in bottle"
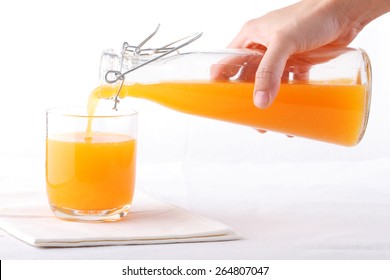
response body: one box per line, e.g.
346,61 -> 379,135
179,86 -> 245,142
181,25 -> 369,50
97,46 -> 371,146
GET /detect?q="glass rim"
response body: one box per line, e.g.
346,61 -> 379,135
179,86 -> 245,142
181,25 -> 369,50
46,106 -> 138,119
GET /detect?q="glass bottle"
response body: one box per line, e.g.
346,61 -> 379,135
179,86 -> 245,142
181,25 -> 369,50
98,47 -> 371,147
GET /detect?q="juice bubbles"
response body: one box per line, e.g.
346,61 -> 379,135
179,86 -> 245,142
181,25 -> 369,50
46,107 -> 137,222
97,80 -> 369,146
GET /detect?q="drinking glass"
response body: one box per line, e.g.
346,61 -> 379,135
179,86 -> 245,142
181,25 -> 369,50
46,106 -> 137,222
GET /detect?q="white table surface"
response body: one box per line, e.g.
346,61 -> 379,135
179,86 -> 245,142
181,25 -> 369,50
1,156 -> 390,260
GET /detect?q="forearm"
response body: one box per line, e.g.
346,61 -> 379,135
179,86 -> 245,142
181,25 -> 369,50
327,0 -> 390,27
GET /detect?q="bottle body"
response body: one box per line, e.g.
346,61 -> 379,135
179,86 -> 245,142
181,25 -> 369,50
99,48 -> 371,146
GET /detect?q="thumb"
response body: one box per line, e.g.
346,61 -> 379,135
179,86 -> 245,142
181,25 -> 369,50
253,44 -> 291,109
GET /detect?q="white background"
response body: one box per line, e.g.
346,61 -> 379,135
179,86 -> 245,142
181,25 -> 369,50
1,0 -> 390,262
0,0 -> 389,164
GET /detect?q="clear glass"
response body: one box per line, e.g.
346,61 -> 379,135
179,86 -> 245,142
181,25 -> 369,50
46,106 -> 137,222
99,47 -> 371,146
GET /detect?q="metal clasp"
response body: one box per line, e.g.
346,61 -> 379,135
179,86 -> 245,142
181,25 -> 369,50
105,24 -> 202,110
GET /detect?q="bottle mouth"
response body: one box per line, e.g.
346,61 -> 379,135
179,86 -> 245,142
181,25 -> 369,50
99,49 -> 121,84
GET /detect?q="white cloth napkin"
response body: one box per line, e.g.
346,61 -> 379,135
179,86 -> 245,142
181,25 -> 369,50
0,191 -> 240,247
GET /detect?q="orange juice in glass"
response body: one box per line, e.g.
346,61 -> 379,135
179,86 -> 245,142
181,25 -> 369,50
46,107 -> 137,222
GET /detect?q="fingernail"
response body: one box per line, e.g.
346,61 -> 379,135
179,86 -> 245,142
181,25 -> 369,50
254,91 -> 270,109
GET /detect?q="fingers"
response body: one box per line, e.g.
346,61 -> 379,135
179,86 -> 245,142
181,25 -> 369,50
210,63 -> 242,81
253,43 -> 291,109
210,55 -> 251,81
210,51 -> 264,82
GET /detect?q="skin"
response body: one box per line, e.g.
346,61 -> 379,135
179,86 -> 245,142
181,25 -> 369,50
229,0 -> 390,109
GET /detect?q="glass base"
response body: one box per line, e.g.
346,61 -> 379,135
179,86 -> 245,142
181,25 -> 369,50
50,204 -> 130,222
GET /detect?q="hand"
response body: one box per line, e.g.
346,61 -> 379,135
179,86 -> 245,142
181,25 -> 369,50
229,0 -> 390,109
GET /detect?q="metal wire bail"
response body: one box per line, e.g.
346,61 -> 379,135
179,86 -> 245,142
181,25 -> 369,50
105,25 -> 202,110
